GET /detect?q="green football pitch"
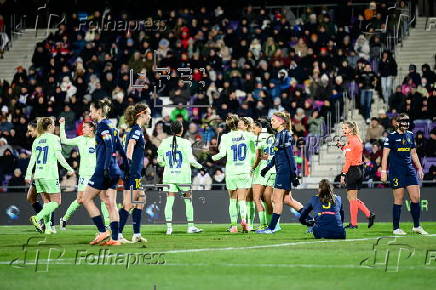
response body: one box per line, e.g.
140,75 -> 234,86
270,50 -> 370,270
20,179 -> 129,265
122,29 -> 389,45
1,223 -> 436,290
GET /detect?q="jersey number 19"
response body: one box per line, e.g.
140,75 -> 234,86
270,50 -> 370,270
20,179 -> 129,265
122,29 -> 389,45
166,151 -> 183,168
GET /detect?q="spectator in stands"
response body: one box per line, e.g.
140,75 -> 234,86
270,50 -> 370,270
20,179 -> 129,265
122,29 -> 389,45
422,64 -> 436,85
365,117 -> 384,144
308,110 -> 324,135
404,64 -> 421,87
8,168 -> 25,192
212,168 -> 225,190
415,131 -> 427,160
192,168 -> 212,190
390,85 -> 405,113
423,165 -> 436,187
424,128 -> 436,157
377,109 -> 391,130
358,63 -> 377,123
378,51 -> 397,103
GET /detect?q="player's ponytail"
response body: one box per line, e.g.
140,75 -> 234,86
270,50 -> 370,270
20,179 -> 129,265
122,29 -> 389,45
344,121 -> 362,143
318,179 -> 335,205
91,98 -> 112,118
170,120 -> 183,164
124,103 -> 149,127
36,117 -> 54,135
241,117 -> 255,132
226,115 -> 239,131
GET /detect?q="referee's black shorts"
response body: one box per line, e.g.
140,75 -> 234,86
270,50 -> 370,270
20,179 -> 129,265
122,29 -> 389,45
345,165 -> 363,190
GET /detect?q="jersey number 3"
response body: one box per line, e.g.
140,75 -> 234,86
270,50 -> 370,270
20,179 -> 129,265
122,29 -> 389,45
36,146 -> 49,164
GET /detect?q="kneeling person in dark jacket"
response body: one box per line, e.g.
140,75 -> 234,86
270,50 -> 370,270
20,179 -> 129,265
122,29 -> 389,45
299,179 -> 346,239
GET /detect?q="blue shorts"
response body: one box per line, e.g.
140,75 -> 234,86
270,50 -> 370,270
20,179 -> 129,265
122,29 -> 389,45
274,173 -> 292,191
313,225 -> 346,239
389,168 -> 418,189
89,172 -> 120,190
124,175 -> 143,191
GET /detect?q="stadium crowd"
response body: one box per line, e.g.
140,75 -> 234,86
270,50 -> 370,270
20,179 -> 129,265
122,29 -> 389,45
0,1 -> 435,190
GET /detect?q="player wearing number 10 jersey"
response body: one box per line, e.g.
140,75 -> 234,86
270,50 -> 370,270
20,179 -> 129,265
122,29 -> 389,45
212,115 -> 256,233
157,120 -> 203,235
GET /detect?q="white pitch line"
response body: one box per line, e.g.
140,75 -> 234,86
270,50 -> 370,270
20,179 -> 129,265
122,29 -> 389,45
1,234 -> 435,265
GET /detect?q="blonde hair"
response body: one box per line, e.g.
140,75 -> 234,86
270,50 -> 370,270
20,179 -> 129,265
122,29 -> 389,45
241,117 -> 255,131
124,103 -> 149,127
36,117 -> 54,135
226,114 -> 239,131
273,111 -> 292,131
344,121 -> 362,142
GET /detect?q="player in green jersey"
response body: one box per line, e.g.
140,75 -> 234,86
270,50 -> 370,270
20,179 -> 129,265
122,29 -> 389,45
212,115 -> 256,233
251,120 -> 275,230
27,117 -> 75,234
157,120 -> 203,235
25,121 -> 42,213
59,117 -> 110,229
238,117 -> 257,231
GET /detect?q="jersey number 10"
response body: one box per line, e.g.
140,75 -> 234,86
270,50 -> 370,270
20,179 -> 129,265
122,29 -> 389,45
231,144 -> 247,162
166,151 -> 183,168
36,146 -> 49,164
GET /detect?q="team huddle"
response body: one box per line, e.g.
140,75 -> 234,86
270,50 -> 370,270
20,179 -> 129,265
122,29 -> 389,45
24,100 -> 429,246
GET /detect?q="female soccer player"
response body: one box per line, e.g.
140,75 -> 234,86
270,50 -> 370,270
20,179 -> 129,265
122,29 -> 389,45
239,117 -> 257,230
157,120 -> 203,235
59,117 -> 110,229
381,113 -> 428,235
256,111 -> 306,234
299,179 -> 346,239
27,117 -> 75,234
337,121 -> 375,229
25,121 -> 42,214
251,119 -> 274,230
118,103 -> 151,243
82,98 -> 123,246
212,115 -> 256,233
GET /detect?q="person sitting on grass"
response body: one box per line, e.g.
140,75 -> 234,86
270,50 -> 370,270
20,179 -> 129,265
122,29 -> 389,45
299,179 -> 346,239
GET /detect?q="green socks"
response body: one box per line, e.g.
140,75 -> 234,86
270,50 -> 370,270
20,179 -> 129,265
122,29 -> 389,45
63,200 -> 80,221
184,198 -> 194,228
100,202 -> 110,226
36,202 -> 59,224
165,196 -> 175,228
238,200 -> 247,222
247,201 -> 255,227
229,199 -> 238,226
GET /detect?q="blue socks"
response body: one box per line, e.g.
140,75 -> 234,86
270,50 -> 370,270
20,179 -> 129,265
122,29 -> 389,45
268,213 -> 281,230
132,208 -> 142,234
410,202 -> 420,228
92,215 -> 106,233
32,202 -> 43,213
393,204 -> 402,230
110,221 -> 119,241
118,208 -> 130,234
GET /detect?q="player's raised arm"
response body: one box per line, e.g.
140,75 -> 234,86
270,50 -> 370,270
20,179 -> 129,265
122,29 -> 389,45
25,142 -> 37,183
59,117 -> 82,146
53,136 -> 74,174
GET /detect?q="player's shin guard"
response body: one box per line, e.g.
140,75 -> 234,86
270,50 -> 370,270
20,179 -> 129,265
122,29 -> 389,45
184,198 -> 194,228
165,196 -> 175,228
410,202 -> 420,228
100,202 -> 110,226
357,199 -> 371,218
237,201 -> 247,222
110,221 -> 119,241
229,199 -> 238,226
32,202 -> 43,213
248,201 -> 255,227
63,200 -> 80,221
36,202 -> 59,221
393,204 -> 402,230
268,213 -> 280,230
132,208 -> 142,234
349,200 -> 359,226
118,208 -> 130,234
91,215 -> 106,233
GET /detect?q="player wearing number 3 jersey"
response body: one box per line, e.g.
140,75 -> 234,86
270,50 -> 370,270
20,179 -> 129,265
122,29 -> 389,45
212,115 -> 256,233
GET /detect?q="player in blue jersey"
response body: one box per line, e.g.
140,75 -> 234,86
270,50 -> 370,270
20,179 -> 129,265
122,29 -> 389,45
299,179 -> 346,239
82,99 -> 124,246
381,113 -> 428,235
256,111 -> 308,234
118,103 -> 151,243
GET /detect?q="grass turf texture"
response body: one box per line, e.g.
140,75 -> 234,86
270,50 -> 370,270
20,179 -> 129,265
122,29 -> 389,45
1,223 -> 436,290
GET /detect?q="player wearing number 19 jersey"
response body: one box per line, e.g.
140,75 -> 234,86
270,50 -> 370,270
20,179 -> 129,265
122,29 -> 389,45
212,115 -> 256,233
158,121 -> 203,235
